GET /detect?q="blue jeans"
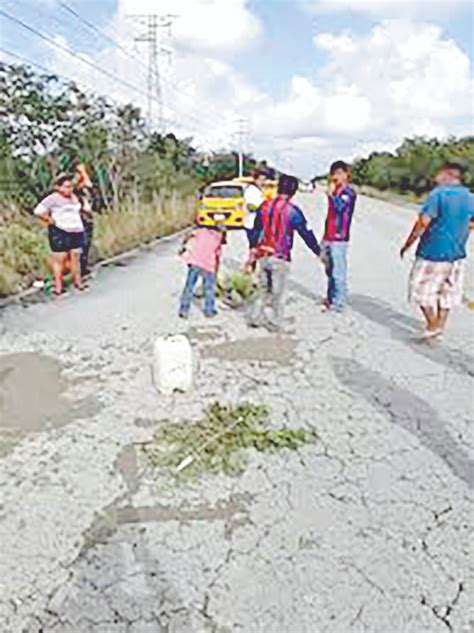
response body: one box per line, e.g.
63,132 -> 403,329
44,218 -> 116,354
323,242 -> 348,311
179,266 -> 216,315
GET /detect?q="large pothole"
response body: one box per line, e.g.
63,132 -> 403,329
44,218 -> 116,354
0,352 -> 99,457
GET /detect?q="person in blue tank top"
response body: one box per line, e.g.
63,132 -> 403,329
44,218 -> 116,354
400,162 -> 474,339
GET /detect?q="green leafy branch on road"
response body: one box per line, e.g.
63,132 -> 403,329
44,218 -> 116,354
142,402 -> 317,482
217,271 -> 257,308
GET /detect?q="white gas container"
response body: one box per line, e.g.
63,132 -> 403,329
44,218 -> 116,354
153,335 -> 193,395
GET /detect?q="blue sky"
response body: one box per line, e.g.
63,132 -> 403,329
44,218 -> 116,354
1,0 -> 473,176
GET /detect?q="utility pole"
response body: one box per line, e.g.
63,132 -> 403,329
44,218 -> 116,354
128,13 -> 177,132
235,117 -> 248,178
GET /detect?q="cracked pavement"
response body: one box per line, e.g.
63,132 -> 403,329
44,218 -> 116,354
0,193 -> 473,632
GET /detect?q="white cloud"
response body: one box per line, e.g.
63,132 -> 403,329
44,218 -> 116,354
305,0 -> 471,17
252,76 -> 371,141
314,32 -> 355,53
28,1 -> 473,177
313,20 -> 472,127
251,19 -> 472,176
117,0 -> 261,54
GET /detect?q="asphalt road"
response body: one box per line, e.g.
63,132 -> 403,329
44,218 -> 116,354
0,193 -> 472,632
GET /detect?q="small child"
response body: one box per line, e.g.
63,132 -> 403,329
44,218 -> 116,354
179,225 -> 226,318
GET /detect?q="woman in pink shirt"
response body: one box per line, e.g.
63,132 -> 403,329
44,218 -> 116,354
34,174 -> 85,296
179,226 -> 226,318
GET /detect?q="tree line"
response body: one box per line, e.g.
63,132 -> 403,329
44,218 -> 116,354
0,61 -> 272,211
351,136 -> 473,196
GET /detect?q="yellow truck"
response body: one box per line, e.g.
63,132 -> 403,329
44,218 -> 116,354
196,181 -> 246,229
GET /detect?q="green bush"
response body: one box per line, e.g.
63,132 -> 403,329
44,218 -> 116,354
0,219 -> 49,295
351,136 -> 474,196
217,271 -> 256,307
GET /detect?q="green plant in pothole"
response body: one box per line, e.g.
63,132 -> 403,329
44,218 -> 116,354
217,271 -> 256,308
142,402 -> 317,482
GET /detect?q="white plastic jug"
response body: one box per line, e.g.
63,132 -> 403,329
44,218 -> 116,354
153,335 -> 193,395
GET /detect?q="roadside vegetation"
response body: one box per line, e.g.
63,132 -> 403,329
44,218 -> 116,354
217,271 -> 257,308
351,136 -> 473,198
0,62 -> 272,296
142,402 -> 317,483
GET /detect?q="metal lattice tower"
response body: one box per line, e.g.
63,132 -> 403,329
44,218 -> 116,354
128,13 -> 177,132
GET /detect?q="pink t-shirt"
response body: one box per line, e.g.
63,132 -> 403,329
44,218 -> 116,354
34,193 -> 83,232
181,228 -> 223,274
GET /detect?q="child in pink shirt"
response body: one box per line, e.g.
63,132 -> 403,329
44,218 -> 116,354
179,226 -> 226,318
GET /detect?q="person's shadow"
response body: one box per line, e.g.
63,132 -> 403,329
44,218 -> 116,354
350,294 -> 474,378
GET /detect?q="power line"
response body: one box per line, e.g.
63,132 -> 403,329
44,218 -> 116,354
57,1 -> 226,128
129,13 -> 177,132
0,7 -> 269,159
0,47 -> 175,132
0,47 -> 233,155
0,8 -> 154,103
59,2 -> 136,60
0,7 -> 214,137
235,117 -> 249,178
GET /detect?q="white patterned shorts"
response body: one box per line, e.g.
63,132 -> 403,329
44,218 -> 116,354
409,259 -> 465,310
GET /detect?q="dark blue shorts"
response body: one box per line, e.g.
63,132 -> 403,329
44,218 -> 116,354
48,225 -> 84,253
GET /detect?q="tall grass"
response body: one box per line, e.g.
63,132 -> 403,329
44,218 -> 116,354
93,192 -> 194,260
0,193 -> 195,297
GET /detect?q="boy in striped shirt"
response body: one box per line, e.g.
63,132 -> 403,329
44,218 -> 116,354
322,161 -> 357,313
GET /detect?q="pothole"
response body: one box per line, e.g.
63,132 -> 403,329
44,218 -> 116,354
0,352 -> 99,457
202,336 -> 297,365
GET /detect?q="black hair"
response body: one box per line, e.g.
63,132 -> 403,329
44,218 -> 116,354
278,174 -> 299,197
440,161 -> 466,175
54,173 -> 74,187
330,160 -> 350,175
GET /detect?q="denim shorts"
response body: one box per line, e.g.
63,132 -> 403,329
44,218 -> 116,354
48,225 -> 84,253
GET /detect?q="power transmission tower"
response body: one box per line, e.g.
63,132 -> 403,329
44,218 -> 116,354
235,117 -> 248,178
128,13 -> 177,132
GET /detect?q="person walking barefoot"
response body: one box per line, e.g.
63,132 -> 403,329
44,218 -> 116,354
401,162 -> 474,339
34,174 -> 85,297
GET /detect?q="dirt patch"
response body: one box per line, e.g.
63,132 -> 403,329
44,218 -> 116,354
114,444 -> 140,495
202,336 -> 296,365
82,492 -> 254,552
0,352 -> 99,457
188,326 -> 225,342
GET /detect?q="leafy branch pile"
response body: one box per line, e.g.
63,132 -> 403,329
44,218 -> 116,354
217,271 -> 257,308
142,402 -> 317,481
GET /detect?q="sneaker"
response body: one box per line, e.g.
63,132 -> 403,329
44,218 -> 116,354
205,311 -> 218,318
179,312 -> 189,319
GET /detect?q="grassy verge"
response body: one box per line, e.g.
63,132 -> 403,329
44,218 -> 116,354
142,402 -> 317,484
0,194 -> 194,297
